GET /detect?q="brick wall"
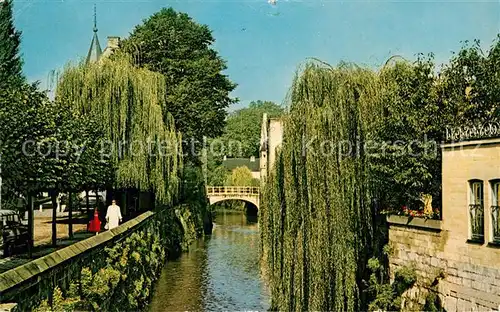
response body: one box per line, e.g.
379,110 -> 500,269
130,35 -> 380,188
388,217 -> 500,311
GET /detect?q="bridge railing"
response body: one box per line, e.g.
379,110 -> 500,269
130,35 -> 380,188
206,186 -> 260,195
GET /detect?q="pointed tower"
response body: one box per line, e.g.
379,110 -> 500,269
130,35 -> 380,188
86,4 -> 102,64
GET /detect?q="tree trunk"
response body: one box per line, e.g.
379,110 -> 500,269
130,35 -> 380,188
50,191 -> 58,247
85,189 -> 90,217
122,190 -> 127,218
95,189 -> 101,218
106,188 -> 113,207
68,192 -> 73,239
27,195 -> 34,258
137,192 -> 141,213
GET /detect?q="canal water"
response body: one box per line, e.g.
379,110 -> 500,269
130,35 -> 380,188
149,211 -> 270,311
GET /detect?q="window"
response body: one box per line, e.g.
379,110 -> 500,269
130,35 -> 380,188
491,180 -> 500,242
469,180 -> 484,241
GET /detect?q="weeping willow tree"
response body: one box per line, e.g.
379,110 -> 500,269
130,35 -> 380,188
261,62 -> 382,311
56,54 -> 183,205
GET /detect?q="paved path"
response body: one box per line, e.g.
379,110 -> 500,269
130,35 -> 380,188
0,231 -> 94,274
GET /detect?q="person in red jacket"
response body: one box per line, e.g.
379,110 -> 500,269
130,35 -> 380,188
88,208 -> 101,235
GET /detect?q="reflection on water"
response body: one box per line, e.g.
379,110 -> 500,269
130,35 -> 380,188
149,211 -> 269,311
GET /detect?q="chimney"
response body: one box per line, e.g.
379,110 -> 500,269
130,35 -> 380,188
250,156 -> 255,162
107,36 -> 120,49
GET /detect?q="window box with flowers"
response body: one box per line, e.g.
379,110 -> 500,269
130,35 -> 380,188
383,193 -> 442,230
384,206 -> 442,231
383,193 -> 442,231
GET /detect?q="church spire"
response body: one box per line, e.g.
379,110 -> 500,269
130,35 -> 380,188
86,4 -> 102,64
93,4 -> 98,33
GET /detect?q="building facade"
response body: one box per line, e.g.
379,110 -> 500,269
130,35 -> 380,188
222,156 -> 260,180
388,128 -> 500,311
259,113 -> 283,185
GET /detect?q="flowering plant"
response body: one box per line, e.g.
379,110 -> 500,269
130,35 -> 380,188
400,206 -> 440,219
381,206 -> 440,220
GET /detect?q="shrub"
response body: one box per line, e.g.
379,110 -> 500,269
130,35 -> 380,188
365,256 -> 417,312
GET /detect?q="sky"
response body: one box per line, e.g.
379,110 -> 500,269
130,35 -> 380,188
12,0 -> 500,110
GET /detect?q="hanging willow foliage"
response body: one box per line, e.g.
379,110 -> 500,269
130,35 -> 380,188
56,54 -> 183,205
261,62 -> 382,311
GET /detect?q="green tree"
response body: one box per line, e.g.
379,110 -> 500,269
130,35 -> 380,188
77,115 -> 116,203
57,54 -> 182,206
179,160 -> 211,235
58,110 -> 115,238
0,0 -> 24,89
208,165 -> 228,186
0,84 -> 60,196
261,63 -> 378,311
0,85 -> 113,246
41,103 -> 114,246
372,37 -> 500,212
226,166 -> 258,186
437,37 -> 500,125
123,8 -> 237,153
371,56 -> 442,211
222,100 -> 283,158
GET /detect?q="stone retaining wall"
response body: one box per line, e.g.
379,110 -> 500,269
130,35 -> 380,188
388,216 -> 500,311
0,210 -> 164,311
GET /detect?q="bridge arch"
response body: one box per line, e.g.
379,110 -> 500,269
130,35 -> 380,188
208,197 -> 259,209
206,186 -> 260,210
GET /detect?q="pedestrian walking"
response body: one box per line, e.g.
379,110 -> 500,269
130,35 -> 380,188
105,199 -> 122,230
88,207 -> 101,235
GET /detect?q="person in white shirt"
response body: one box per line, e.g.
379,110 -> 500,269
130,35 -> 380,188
105,200 -> 122,230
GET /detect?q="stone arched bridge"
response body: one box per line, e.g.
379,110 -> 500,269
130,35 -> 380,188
206,186 -> 260,209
